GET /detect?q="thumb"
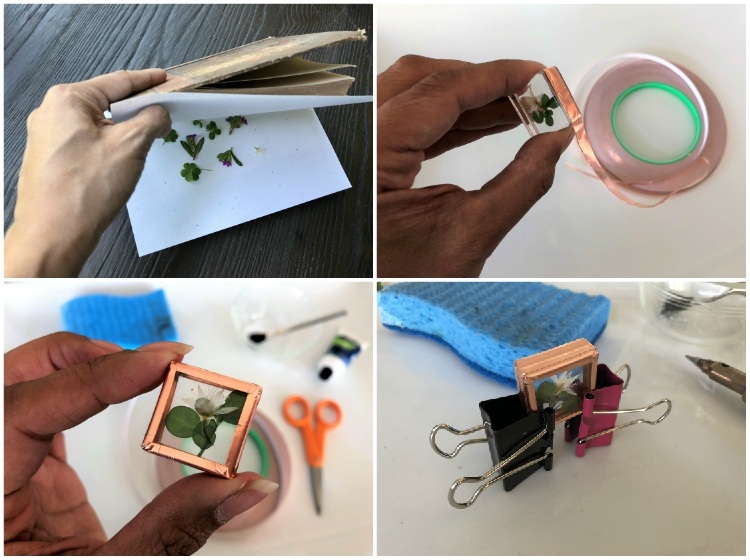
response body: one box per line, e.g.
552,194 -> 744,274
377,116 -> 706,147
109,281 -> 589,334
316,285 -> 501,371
468,126 -> 575,243
114,104 -> 172,158
101,472 -> 279,555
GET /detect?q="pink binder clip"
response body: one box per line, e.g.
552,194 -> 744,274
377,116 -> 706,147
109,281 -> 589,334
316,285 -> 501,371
565,364 -> 629,456
566,363 -> 672,457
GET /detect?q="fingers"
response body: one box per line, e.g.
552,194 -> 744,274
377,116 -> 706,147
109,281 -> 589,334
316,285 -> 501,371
100,472 -> 279,555
113,104 -> 172,158
79,69 -> 168,110
5,343 -> 190,492
378,55 -> 471,107
9,344 -> 192,436
420,100 -> 521,158
4,332 -> 123,387
453,99 -> 519,131
380,59 -> 544,153
468,126 -> 575,244
424,123 -> 520,160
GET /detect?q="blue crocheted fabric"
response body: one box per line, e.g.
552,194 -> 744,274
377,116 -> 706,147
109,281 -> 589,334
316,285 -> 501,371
61,290 -> 177,349
378,283 -> 610,386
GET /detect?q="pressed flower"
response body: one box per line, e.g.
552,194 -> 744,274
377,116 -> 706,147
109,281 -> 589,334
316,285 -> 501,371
217,147 -> 243,167
162,129 -> 178,144
180,134 -> 205,160
226,115 -> 248,134
183,385 -> 238,419
521,91 -> 558,126
549,370 -> 578,393
206,121 -> 222,140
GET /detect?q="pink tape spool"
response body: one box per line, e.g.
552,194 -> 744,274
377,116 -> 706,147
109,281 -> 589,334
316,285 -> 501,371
156,409 -> 290,531
577,53 -> 726,195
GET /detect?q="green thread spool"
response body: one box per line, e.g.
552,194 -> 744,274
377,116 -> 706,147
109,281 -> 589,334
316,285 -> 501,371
611,82 -> 701,165
180,428 -> 270,479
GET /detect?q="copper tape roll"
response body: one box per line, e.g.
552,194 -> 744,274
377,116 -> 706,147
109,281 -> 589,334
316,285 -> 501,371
544,54 -> 726,208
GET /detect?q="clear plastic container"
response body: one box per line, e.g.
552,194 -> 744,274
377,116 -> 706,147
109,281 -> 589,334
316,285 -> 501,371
230,284 -> 328,358
639,282 -> 745,345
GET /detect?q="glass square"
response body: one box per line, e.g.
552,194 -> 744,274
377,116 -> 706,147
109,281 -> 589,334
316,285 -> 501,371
510,71 -> 571,136
142,361 -> 262,478
514,339 -> 598,424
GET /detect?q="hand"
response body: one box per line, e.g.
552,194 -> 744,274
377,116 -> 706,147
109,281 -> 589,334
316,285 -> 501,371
4,333 -> 278,555
378,55 -> 575,277
4,70 -> 172,278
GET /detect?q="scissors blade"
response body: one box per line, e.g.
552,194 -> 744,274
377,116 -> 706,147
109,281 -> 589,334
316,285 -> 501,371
309,466 -> 323,516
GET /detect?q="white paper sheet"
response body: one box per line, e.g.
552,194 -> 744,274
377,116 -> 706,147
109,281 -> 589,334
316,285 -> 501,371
110,92 -> 372,122
113,93 -> 371,256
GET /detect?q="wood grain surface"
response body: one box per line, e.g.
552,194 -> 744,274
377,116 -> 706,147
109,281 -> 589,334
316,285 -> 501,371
4,4 -> 373,278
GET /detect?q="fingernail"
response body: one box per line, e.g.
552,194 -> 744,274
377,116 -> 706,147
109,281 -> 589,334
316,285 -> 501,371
216,479 -> 279,523
136,341 -> 194,355
89,339 -> 123,352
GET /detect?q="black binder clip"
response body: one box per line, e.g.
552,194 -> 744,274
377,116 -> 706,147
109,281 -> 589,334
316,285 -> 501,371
430,393 -> 555,509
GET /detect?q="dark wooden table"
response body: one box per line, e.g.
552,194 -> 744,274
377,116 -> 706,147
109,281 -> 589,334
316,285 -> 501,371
4,4 -> 373,277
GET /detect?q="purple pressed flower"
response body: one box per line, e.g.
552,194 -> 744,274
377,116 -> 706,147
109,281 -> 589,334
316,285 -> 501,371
241,117 -> 248,124
187,134 -> 196,141
221,160 -> 231,167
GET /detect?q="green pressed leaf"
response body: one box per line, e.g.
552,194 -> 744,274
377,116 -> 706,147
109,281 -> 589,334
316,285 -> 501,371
193,120 -> 203,128
548,98 -> 559,109
217,390 -> 247,425
231,151 -> 243,166
180,140 -> 190,153
196,137 -> 205,153
535,381 -> 557,404
541,93 -> 550,107
192,419 -> 218,453
545,115 -> 554,126
209,132 -> 216,140
165,406 -> 200,437
532,111 -> 543,124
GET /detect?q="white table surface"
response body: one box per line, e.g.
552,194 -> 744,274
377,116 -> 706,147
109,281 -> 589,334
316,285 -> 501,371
377,4 -> 746,277
4,280 -> 373,555
377,282 -> 745,555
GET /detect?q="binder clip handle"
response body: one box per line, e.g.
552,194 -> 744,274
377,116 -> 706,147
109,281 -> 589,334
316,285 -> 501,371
578,397 -> 672,445
429,423 -> 487,459
615,363 -> 631,391
447,425 -> 551,509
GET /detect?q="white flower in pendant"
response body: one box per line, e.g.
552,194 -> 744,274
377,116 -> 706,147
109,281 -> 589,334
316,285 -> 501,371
521,94 -> 544,114
549,370 -> 577,394
183,386 -> 238,419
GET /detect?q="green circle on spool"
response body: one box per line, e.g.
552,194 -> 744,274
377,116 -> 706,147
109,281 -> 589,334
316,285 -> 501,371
610,82 -> 701,165
180,428 -> 270,479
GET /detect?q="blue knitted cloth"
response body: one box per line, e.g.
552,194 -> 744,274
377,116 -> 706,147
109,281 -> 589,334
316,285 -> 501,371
61,290 -> 177,349
378,283 -> 610,385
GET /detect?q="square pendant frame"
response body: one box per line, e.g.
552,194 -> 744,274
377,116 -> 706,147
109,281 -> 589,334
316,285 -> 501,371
142,361 -> 262,478
514,339 -> 598,424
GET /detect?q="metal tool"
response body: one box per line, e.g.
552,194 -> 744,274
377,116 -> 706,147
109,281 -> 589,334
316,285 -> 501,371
686,356 -> 746,402
248,309 -> 347,343
282,395 -> 342,514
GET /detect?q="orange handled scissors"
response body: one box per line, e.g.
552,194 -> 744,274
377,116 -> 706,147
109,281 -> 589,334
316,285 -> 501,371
282,395 -> 342,515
